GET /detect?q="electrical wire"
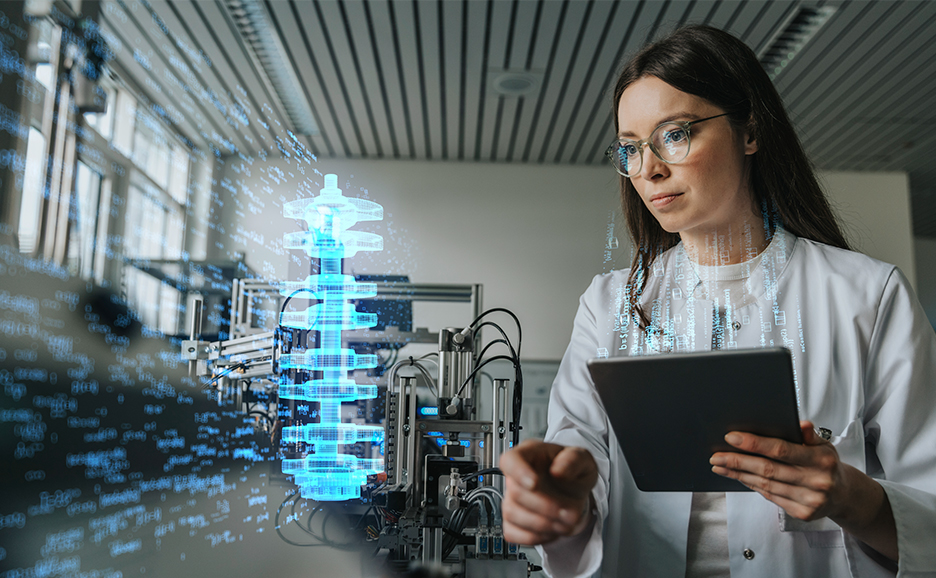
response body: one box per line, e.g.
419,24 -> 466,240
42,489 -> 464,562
454,355 -> 516,399
462,308 -> 524,446
461,467 -> 503,481
201,362 -> 247,390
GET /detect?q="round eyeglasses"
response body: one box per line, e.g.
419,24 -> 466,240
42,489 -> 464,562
605,113 -> 730,178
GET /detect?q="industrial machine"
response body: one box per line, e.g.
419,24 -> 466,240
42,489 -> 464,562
181,175 -> 536,577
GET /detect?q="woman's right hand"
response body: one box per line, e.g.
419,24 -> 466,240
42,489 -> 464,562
499,439 -> 599,545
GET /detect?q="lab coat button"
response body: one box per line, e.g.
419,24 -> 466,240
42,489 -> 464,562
732,321 -> 742,330
743,548 -> 755,560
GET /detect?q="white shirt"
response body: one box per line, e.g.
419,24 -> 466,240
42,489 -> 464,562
536,228 -> 936,578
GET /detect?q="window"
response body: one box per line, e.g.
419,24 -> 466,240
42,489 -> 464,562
67,161 -> 103,279
18,127 -> 48,254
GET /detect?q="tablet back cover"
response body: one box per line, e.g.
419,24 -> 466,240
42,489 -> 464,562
587,348 -> 802,492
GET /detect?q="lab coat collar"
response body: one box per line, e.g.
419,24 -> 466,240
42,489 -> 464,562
672,226 -> 797,305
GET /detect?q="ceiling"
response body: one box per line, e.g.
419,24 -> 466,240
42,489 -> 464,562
96,0 -> 936,236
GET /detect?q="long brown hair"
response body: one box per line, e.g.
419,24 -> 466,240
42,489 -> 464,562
613,25 -> 849,328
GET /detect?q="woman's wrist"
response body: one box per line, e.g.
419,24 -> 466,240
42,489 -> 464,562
830,465 -> 898,561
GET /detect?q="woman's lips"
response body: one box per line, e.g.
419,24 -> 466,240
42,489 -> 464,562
650,193 -> 682,208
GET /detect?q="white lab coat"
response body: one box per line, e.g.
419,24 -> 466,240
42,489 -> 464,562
536,228 -> 936,577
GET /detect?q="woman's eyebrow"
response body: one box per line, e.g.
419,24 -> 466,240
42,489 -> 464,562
618,110 -> 700,138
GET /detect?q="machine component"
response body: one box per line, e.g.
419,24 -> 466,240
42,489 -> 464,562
278,174 -> 384,501
179,176 -> 535,575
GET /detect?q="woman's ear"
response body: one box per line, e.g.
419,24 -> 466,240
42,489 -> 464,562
744,119 -> 758,155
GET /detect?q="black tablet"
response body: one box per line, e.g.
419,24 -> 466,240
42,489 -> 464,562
586,348 -> 803,492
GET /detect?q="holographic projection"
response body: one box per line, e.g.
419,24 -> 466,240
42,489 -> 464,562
278,174 -> 384,501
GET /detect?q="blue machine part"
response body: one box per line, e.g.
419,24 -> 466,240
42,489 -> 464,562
279,174 -> 385,501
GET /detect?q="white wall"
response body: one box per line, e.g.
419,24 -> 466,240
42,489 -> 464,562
209,158 -> 915,360
210,158 -> 626,360
820,171 -> 915,288
915,237 -> 936,329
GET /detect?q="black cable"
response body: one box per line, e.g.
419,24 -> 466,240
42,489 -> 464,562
474,322 -> 518,361
279,288 -> 321,315
464,308 -> 524,446
466,308 -> 522,358
461,467 -> 503,481
201,363 -> 247,390
454,355 -> 516,398
476,338 -> 512,363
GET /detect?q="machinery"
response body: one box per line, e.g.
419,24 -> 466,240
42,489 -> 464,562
181,175 -> 537,577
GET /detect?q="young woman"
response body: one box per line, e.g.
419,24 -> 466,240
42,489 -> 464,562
500,25 -> 936,577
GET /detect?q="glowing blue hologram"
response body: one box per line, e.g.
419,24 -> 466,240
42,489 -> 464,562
278,174 -> 384,501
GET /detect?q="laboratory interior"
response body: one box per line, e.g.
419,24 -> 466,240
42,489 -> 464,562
1,1 -> 935,577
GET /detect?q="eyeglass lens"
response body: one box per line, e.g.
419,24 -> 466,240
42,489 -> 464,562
611,123 -> 690,177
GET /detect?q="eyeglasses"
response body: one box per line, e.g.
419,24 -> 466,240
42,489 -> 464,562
605,113 -> 730,178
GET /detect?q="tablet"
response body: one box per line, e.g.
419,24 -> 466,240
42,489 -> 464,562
587,348 -> 803,492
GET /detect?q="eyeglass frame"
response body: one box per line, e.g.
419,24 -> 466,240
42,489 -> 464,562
605,112 -> 731,178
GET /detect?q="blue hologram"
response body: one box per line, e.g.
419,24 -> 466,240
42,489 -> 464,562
279,174 -> 385,501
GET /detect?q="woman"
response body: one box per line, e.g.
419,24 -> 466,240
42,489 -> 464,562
500,25 -> 936,577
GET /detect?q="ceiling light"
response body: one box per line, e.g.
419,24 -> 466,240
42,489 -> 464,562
488,70 -> 543,97
758,5 -> 837,80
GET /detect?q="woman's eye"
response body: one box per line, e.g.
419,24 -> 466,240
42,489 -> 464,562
663,128 -> 687,144
621,143 -> 639,157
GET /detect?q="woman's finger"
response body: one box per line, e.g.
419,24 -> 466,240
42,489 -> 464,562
503,492 -> 573,536
503,519 -> 557,546
504,476 -> 575,522
710,452 -> 812,487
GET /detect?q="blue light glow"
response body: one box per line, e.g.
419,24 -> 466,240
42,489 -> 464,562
278,174 -> 385,501
418,406 -> 438,416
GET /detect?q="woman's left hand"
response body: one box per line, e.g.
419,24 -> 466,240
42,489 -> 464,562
711,419 -> 898,561
710,420 -> 845,521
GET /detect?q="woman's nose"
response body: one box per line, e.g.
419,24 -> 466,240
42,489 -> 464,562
639,146 -> 668,181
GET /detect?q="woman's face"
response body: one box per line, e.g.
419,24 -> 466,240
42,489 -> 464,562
617,76 -> 758,240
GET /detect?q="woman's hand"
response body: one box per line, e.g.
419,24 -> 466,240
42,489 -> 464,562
711,420 -> 898,561
499,439 -> 598,545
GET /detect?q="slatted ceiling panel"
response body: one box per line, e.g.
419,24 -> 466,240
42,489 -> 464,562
794,5 -> 924,156
577,0 -> 650,165
178,0 -> 287,153
366,1 -> 407,159
578,0 -> 668,165
439,0 -> 459,159
387,0 -> 423,159
264,1 -> 337,156
463,0 -> 490,161
317,0 -> 381,157
536,0 -> 599,163
415,0 -> 442,160
291,0 -> 358,157
681,0 -> 717,27
581,0 -> 669,166
522,0 -> 580,162
810,17 -> 936,168
743,2 -> 796,54
93,0 -> 936,235
544,0 -> 613,164
734,1 -> 774,45
801,4 -> 911,115
702,0 -> 744,31
153,0 -> 268,151
340,1 -> 395,157
808,25 -> 936,167
124,0 -> 253,154
292,1 -> 360,157
566,0 -> 644,165
512,0 -> 564,162
476,0 -> 512,162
